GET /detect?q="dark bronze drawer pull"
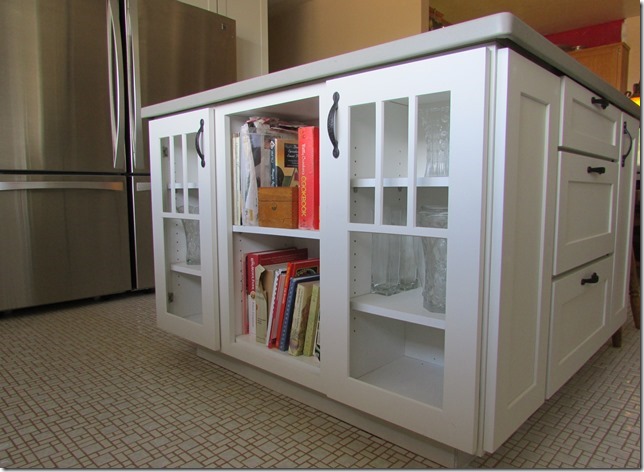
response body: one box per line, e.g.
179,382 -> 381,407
581,272 -> 599,285
591,97 -> 609,109
587,166 -> 606,175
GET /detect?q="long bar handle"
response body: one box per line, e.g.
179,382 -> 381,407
107,0 -> 125,170
195,119 -> 206,168
327,92 -> 340,158
621,122 -> 633,167
0,181 -> 125,192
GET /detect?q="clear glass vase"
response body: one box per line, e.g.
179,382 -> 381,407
418,207 -> 448,313
421,104 -> 450,177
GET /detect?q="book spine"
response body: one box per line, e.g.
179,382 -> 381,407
278,279 -> 299,351
298,126 -> 320,230
269,138 -> 278,187
288,284 -> 313,356
303,283 -> 320,356
268,272 -> 287,348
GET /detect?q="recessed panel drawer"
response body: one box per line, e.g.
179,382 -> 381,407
559,77 -> 620,159
547,256 -> 613,397
553,152 -> 617,275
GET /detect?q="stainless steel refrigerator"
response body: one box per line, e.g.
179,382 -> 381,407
0,0 -> 236,312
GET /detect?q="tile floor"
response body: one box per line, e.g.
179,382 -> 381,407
0,292 -> 640,468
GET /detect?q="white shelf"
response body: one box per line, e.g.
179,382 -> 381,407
235,334 -> 321,369
354,356 -> 444,407
162,212 -> 200,220
351,288 -> 446,329
351,177 -> 449,188
233,225 -> 320,240
170,262 -> 202,277
167,182 -> 199,189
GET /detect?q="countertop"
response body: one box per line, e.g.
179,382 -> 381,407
142,12 -> 640,119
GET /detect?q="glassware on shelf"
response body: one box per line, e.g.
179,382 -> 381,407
371,232 -> 401,296
418,206 -> 448,313
399,235 -> 419,291
421,104 -> 450,177
178,205 -> 201,265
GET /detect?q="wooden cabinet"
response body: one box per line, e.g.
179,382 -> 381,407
568,42 -> 630,93
147,38 -> 639,462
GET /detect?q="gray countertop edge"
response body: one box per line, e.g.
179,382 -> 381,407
142,12 -> 640,119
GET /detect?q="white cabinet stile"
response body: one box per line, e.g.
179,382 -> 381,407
482,49 -> 561,452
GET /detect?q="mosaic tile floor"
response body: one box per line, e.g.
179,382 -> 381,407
0,292 -> 640,468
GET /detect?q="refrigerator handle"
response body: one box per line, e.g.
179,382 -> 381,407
126,0 -> 144,171
107,0 -> 126,170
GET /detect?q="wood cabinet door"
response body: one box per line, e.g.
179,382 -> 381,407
149,108 -> 220,351
320,47 -> 490,454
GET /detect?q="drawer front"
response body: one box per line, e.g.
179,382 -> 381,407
560,77 -> 621,159
547,256 -> 613,397
553,152 -> 617,275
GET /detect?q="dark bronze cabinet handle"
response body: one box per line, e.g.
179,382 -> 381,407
581,272 -> 599,285
591,97 -> 609,109
327,92 -> 340,158
622,122 -> 633,167
587,166 -> 606,175
195,119 -> 205,168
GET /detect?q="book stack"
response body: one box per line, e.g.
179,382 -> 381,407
231,117 -> 320,230
245,248 -> 321,358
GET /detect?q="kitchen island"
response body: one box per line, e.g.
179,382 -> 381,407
143,13 -> 639,466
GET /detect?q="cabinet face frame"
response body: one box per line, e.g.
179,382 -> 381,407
149,108 -> 220,351
320,47 -> 492,454
610,113 -> 639,326
214,84 -> 326,391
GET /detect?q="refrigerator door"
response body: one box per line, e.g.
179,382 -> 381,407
0,0 -> 126,173
130,175 -> 155,290
0,175 -> 131,311
126,0 -> 236,172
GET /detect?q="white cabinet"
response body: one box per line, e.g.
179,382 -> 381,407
320,48 -> 489,454
546,78 -> 640,397
146,41 -> 639,461
149,108 -> 220,351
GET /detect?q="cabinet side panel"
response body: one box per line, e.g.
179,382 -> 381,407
484,49 -> 560,453
611,113 -> 639,327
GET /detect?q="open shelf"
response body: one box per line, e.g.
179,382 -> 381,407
353,356 -> 444,407
170,262 -> 202,277
232,225 -> 320,240
351,288 -> 446,329
234,333 -> 321,369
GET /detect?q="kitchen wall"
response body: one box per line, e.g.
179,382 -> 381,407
623,16 -> 640,93
268,0 -> 429,72
178,0 -> 268,80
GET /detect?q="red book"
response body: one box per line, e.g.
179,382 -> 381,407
298,126 -> 320,230
274,258 -> 320,348
245,247 -> 308,295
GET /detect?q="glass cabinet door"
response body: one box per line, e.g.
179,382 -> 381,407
149,108 -> 219,351
320,48 -> 490,453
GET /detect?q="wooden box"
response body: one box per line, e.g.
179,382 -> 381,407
258,187 -> 298,228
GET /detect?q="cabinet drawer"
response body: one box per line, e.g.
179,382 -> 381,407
547,257 -> 613,397
553,152 -> 617,275
559,77 -> 620,159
